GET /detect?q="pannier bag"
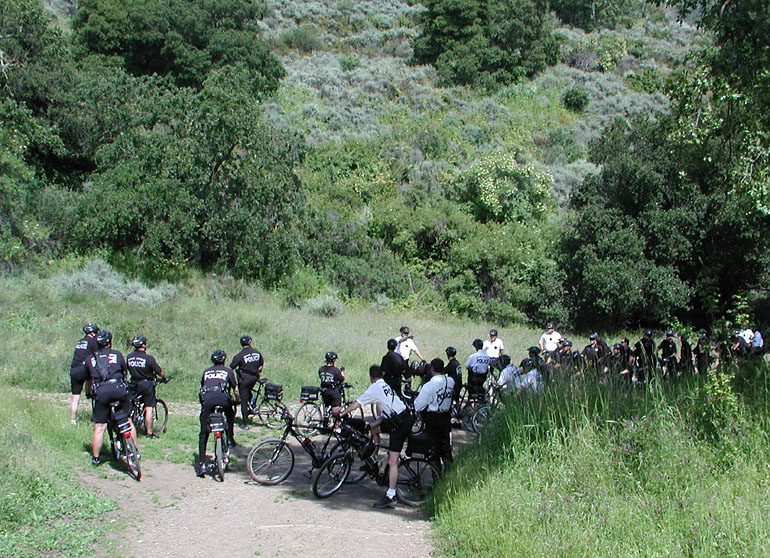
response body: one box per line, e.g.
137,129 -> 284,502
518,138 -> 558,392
208,412 -> 226,433
300,386 -> 321,401
406,431 -> 432,459
265,383 -> 283,401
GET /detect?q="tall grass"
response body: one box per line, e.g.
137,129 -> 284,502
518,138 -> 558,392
432,370 -> 770,557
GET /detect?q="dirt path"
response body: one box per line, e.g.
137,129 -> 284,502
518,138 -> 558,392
80,438 -> 436,558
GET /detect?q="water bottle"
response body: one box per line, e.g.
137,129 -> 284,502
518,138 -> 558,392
301,437 -> 316,452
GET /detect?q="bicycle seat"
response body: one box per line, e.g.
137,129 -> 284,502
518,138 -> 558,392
341,382 -> 353,389
257,378 -> 268,385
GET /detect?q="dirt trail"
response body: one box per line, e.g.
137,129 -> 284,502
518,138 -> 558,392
80,439 -> 435,558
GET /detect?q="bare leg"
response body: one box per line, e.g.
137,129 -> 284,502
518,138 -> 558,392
92,423 -> 107,458
69,394 -> 80,423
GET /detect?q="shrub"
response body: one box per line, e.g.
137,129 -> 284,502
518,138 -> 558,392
304,293 -> 344,317
339,54 -> 361,71
279,266 -> 325,308
562,87 -> 590,111
279,25 -> 323,53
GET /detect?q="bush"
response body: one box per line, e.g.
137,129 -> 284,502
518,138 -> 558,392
304,293 -> 344,317
562,87 -> 590,111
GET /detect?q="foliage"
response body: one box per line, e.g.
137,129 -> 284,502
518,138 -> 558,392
562,87 -> 590,111
73,0 -> 285,93
412,0 -> 561,89
304,292 -> 345,317
552,0 -> 648,31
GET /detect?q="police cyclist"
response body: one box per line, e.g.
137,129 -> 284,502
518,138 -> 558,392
86,330 -> 136,467
318,351 -> 345,417
126,335 -> 167,438
197,349 -> 238,477
413,358 -> 455,470
229,335 -> 264,430
69,323 -> 99,425
465,339 -> 491,398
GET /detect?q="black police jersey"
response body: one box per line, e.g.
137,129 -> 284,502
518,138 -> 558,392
201,365 -> 237,393
71,335 -> 99,368
318,365 -> 343,388
229,347 -> 263,376
658,339 -> 677,359
380,351 -> 407,381
86,348 -> 128,382
126,350 -> 162,381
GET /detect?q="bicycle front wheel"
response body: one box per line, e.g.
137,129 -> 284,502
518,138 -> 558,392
295,402 -> 322,437
257,401 -> 288,429
396,457 -> 440,506
330,441 -> 367,484
214,437 -> 225,482
471,404 -> 492,434
312,451 -> 352,499
247,439 -> 295,485
460,400 -> 479,431
152,399 -> 169,434
124,436 -> 142,481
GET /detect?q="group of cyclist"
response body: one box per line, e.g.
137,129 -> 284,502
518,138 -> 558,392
68,324 -> 166,467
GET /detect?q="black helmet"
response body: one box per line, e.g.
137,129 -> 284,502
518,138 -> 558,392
445,346 -> 457,357
643,329 -> 652,337
83,323 -> 99,335
665,330 -> 674,337
489,329 -> 498,337
563,339 -> 573,348
96,330 -> 112,346
472,338 -> 483,350
387,338 -> 398,350
589,332 -> 599,340
325,351 -> 338,362
400,326 -> 410,334
240,335 -> 252,346
131,335 -> 147,348
613,343 -> 622,350
499,354 -> 511,368
698,328 -> 707,335
557,337 -> 566,345
528,345 -> 541,355
211,349 -> 226,364
521,357 -> 535,370
546,322 -> 555,329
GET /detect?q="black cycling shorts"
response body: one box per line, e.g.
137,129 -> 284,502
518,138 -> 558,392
134,379 -> 156,407
321,387 -> 341,408
92,383 -> 130,424
70,365 -> 88,395
381,410 -> 413,453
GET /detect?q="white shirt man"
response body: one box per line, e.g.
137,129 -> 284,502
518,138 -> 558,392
482,329 -> 505,359
414,372 -> 455,414
538,323 -> 562,353
394,326 -> 424,362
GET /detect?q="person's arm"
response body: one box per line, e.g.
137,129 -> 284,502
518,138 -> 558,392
150,355 -> 166,381
413,382 -> 431,412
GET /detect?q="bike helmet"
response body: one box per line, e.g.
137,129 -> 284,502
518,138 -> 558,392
643,329 -> 652,337
240,335 -> 252,346
528,345 -> 541,355
546,322 -> 555,329
613,343 -> 622,350
558,338 -> 566,345
499,354 -> 511,368
563,339 -> 573,348
521,357 -> 535,371
698,328 -> 707,335
400,326 -> 410,334
387,338 -> 398,350
589,333 -> 599,341
665,330 -> 674,337
83,323 -> 99,335
131,335 -> 147,348
472,338 -> 483,350
96,330 -> 112,347
489,329 -> 498,337
445,346 -> 457,357
211,349 -> 226,364
325,351 -> 338,362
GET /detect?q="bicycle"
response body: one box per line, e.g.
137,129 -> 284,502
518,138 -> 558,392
312,418 -> 441,505
243,378 -> 290,429
294,382 -> 364,437
470,382 -> 504,434
246,410 -> 367,485
106,401 -> 142,481
127,378 -> 170,436
203,405 -> 231,482
453,382 -> 487,431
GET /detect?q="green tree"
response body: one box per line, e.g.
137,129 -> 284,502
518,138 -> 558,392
413,0 -> 559,89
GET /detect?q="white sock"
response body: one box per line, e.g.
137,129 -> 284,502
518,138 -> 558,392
386,488 -> 396,499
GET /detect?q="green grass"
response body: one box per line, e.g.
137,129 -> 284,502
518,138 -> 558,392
431,371 -> 770,557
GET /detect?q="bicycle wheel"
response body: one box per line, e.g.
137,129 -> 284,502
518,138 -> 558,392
123,436 -> 142,481
257,401 -> 288,429
330,441 -> 367,484
152,399 -> 169,434
460,400 -> 478,431
247,439 -> 295,485
471,404 -> 492,434
312,451 -> 352,499
396,457 -> 440,506
214,437 -> 225,482
295,402 -> 322,437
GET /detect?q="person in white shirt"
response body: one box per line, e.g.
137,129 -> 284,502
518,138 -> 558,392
538,323 -> 562,364
497,355 -> 522,392
337,365 -> 413,509
394,326 -> 424,363
414,358 -> 455,469
482,329 -> 505,370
